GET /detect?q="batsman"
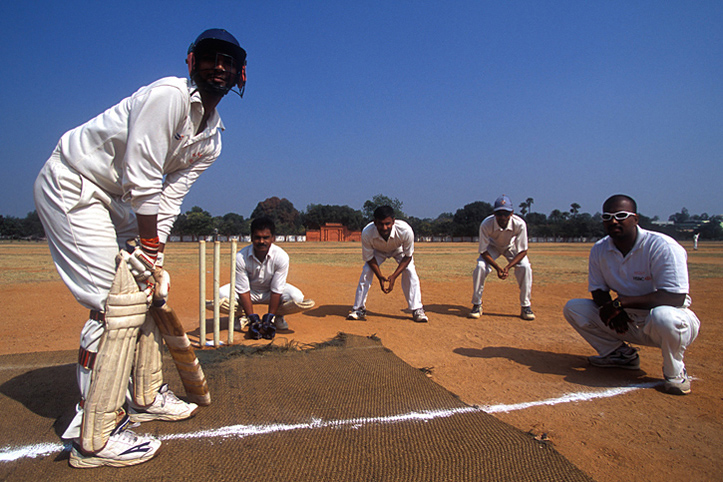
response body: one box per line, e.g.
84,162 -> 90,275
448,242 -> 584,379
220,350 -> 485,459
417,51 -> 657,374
33,29 -> 247,468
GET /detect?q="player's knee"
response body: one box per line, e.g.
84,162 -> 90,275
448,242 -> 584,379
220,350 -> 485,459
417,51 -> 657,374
563,299 -> 595,327
648,306 -> 693,335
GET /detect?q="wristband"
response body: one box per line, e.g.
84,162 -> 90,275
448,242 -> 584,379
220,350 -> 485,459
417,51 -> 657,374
612,299 -> 623,310
140,237 -> 160,263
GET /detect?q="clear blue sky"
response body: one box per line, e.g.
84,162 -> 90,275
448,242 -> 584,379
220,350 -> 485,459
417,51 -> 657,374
1,1 -> 721,221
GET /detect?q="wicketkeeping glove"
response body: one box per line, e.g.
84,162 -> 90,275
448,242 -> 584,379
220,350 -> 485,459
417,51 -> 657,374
260,314 -> 276,340
247,314 -> 263,339
606,309 -> 632,334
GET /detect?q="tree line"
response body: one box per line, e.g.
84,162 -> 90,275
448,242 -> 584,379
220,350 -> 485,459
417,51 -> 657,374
3,194 -> 721,241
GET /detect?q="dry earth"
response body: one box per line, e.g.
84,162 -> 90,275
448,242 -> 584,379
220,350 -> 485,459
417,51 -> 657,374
1,241 -> 721,481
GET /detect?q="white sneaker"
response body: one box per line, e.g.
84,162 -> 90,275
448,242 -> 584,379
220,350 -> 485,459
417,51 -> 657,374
274,316 -> 289,330
412,308 -> 429,323
129,384 -> 198,422
69,415 -> 161,468
664,370 -> 692,395
347,308 -> 366,321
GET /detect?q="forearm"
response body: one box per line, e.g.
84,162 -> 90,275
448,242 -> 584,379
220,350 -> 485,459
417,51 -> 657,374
481,252 -> 500,271
367,259 -> 386,280
591,290 -> 613,307
390,256 -> 413,279
238,292 -> 254,316
617,290 -> 687,310
506,250 -> 528,269
268,292 -> 281,314
136,213 -> 158,240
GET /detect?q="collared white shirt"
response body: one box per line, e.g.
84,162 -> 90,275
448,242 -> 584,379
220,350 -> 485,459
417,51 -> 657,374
361,220 -> 415,261
588,227 -> 691,305
478,214 -> 528,255
234,243 -> 289,296
58,77 -> 224,242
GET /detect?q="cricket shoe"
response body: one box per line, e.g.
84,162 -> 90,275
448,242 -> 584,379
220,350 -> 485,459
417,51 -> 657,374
412,308 -> 429,323
69,414 -> 160,468
347,308 -> 366,321
520,306 -> 536,320
274,316 -> 289,330
129,384 -> 198,422
468,304 -> 482,319
588,343 -> 640,370
664,370 -> 692,395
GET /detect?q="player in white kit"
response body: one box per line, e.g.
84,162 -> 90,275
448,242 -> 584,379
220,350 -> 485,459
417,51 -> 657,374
33,29 -> 247,468
564,195 -> 700,395
347,205 -> 428,323
213,217 -> 315,336
469,195 -> 535,320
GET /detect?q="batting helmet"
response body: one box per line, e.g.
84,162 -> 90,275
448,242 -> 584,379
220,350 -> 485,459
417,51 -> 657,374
187,28 -> 247,96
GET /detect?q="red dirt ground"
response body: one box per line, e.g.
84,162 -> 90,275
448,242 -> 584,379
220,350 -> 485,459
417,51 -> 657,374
1,243 -> 720,482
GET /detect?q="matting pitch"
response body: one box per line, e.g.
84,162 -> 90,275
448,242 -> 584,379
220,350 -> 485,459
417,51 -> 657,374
0,334 -> 594,481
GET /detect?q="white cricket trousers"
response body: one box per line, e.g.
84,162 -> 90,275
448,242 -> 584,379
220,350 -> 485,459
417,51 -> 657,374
563,298 -> 700,379
352,252 -> 423,311
219,283 -> 305,305
471,246 -> 532,307
34,148 -> 139,439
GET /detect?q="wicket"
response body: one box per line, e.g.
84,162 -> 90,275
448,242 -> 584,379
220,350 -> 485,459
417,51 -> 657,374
199,238 -> 238,348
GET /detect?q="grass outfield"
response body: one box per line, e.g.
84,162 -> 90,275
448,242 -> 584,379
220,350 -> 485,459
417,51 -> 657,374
3,240 -> 720,286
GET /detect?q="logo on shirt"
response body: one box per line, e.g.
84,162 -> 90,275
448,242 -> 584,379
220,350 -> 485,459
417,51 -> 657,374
632,271 -> 651,282
174,132 -> 184,141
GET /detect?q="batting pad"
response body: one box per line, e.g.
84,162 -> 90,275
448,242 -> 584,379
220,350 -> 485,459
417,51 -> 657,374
81,258 -> 148,453
132,313 -> 164,407
0,334 -> 593,481
276,298 -> 316,316
205,297 -> 236,315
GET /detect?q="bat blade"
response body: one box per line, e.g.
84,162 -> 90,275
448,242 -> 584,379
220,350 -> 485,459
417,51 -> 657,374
150,304 -> 211,406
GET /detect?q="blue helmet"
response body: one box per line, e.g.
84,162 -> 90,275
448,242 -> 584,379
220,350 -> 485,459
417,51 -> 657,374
187,28 -> 247,96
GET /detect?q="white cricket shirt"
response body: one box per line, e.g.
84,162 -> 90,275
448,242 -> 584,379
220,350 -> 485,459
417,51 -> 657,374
57,76 -> 224,243
361,220 -> 415,261
234,243 -> 290,296
588,227 -> 690,303
478,214 -> 528,254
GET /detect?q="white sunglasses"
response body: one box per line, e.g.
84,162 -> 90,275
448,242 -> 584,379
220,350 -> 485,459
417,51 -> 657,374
601,211 -> 636,222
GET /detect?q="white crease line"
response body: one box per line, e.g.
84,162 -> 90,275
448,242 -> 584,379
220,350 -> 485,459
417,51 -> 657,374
0,381 -> 661,463
481,381 -> 660,413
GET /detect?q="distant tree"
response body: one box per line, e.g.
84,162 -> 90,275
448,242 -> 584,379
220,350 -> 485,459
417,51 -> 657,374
183,206 -> 215,240
518,197 -> 534,217
0,215 -> 22,238
549,209 -> 565,224
362,194 -> 405,221
669,207 -> 690,224
20,211 -> 45,239
526,212 -> 546,225
452,201 -> 494,237
570,203 -> 581,217
407,216 -> 435,237
698,215 -> 723,240
431,212 -> 454,237
251,197 -> 302,234
218,212 -> 248,236
303,204 -> 364,231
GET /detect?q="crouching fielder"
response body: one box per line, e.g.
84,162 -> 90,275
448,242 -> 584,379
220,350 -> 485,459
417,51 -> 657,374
33,28 -> 247,468
210,217 -> 315,335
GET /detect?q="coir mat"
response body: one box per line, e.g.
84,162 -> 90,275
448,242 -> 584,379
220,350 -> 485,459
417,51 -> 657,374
0,333 -> 593,481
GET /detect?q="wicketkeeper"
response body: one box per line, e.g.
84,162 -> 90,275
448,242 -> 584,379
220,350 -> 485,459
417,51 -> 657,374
33,28 -> 247,468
